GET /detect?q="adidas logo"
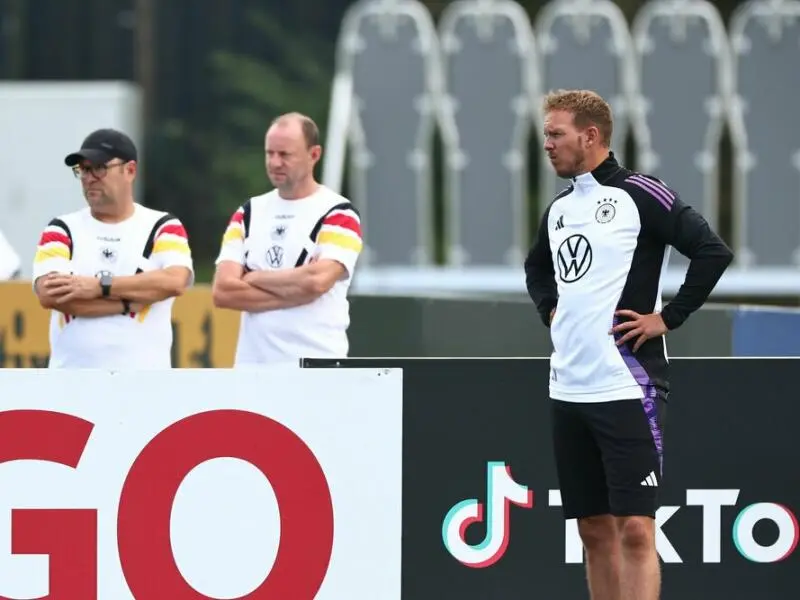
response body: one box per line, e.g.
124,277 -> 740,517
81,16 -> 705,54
555,215 -> 564,230
640,471 -> 658,487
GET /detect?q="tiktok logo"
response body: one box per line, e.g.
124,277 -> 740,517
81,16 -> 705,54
442,461 -> 534,568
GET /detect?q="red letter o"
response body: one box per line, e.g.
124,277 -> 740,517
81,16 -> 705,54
117,409 -> 334,599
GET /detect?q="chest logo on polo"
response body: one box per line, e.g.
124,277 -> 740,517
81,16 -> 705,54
271,224 -> 287,241
557,234 -> 592,283
595,198 -> 618,224
100,247 -> 118,263
266,245 -> 284,268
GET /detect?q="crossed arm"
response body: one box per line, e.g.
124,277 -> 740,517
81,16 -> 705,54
34,267 -> 192,317
212,259 -> 345,313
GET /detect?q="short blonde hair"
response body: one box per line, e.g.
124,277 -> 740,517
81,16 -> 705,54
543,89 -> 613,147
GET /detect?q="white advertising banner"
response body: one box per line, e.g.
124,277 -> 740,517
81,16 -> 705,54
0,366 -> 403,600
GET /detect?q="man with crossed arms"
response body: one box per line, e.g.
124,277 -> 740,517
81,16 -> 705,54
213,113 -> 363,366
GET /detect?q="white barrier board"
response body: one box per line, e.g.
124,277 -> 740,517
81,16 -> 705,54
0,366 -> 403,600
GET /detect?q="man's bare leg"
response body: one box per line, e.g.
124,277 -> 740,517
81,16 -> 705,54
578,515 -> 622,600
618,516 -> 660,600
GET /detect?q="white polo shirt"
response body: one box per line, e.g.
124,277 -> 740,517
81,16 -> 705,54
32,204 -> 194,369
216,185 -> 363,366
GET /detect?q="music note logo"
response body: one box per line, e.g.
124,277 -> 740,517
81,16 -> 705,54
441,462 -> 534,568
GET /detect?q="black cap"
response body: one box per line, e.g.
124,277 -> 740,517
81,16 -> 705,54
64,128 -> 138,167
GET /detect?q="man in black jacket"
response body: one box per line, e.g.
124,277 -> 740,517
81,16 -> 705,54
524,89 -> 733,600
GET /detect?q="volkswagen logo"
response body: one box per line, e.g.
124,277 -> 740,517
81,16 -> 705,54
266,245 -> 284,268
556,234 -> 592,283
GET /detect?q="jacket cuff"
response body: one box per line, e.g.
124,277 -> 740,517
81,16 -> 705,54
660,306 -> 683,330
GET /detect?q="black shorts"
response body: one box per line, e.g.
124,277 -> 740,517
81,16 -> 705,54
551,389 -> 667,520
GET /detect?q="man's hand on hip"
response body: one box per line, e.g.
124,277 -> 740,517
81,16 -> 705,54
610,309 -> 667,353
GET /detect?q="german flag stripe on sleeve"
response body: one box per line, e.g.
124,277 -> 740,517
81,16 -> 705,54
152,217 -> 190,255
318,207 -> 362,252
157,222 -> 188,238
230,208 -> 244,225
222,206 -> 246,244
34,220 -> 72,263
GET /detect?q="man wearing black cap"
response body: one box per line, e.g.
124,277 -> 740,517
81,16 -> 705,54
31,128 -> 195,369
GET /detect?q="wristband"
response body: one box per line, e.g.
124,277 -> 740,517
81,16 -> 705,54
122,299 -> 131,315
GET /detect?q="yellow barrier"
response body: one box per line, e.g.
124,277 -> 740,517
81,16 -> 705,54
0,282 -> 241,368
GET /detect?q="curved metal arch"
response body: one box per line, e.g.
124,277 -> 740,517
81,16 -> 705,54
324,0 -> 443,266
534,0 -> 639,133
728,0 -> 800,267
630,0 -> 734,232
323,0 -> 372,194
438,0 -> 543,130
533,0 -> 639,214
437,0 -> 541,265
